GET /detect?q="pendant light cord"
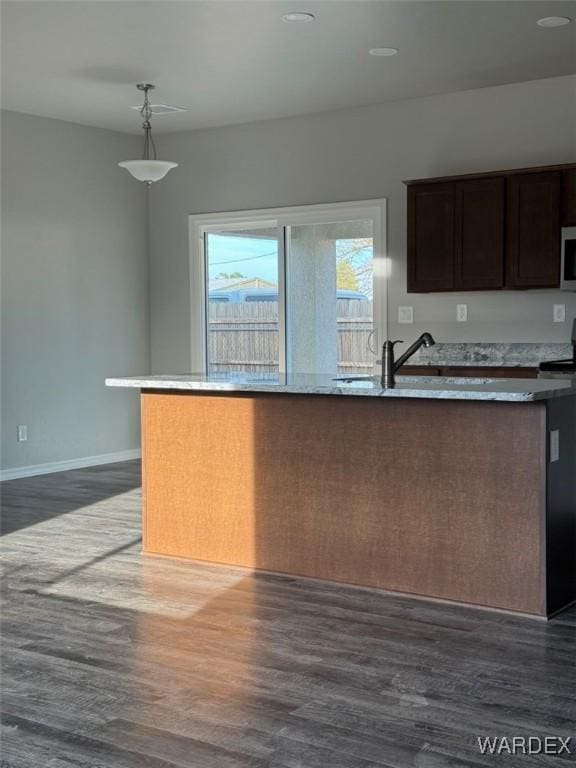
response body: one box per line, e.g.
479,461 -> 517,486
140,85 -> 158,161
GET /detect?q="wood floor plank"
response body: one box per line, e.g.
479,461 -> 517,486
1,459 -> 575,768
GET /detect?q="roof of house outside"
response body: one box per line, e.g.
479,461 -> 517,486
208,277 -> 277,292
209,286 -> 369,303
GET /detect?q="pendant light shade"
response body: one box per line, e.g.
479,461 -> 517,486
119,84 -> 178,185
118,160 -> 178,184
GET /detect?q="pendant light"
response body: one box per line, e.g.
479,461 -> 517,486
119,84 -> 178,184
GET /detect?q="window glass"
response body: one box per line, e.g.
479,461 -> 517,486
286,220 -> 374,374
205,228 -> 279,375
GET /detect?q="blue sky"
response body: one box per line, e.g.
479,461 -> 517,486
207,234 -> 278,284
206,232 -> 374,296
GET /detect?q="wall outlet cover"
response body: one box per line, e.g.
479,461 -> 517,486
398,306 -> 414,324
456,304 -> 468,322
553,304 -> 566,323
17,425 -> 27,442
550,429 -> 560,462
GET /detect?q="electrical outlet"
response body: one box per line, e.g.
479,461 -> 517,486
550,430 -> 560,462
456,304 -> 468,322
398,306 -> 414,324
17,425 -> 27,442
553,304 -> 566,323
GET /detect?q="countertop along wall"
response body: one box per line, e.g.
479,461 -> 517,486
149,74 -> 576,373
1,110 -> 149,476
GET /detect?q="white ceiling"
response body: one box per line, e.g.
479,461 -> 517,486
1,1 -> 575,135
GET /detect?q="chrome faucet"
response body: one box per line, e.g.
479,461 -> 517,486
381,332 -> 436,388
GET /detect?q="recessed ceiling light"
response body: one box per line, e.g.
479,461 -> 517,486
369,47 -> 399,57
281,12 -> 315,23
537,16 -> 571,27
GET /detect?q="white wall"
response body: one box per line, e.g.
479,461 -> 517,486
3,77 -> 573,474
149,75 -> 576,373
1,110 -> 149,474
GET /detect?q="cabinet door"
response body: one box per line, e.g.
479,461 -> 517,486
455,178 -> 505,290
506,172 -> 561,288
562,169 -> 576,227
408,183 -> 455,292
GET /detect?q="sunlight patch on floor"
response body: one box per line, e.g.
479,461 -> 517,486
39,552 -> 250,619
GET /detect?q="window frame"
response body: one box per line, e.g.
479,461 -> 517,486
189,199 -> 388,374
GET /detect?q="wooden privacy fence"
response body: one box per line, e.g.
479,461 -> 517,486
208,299 -> 374,374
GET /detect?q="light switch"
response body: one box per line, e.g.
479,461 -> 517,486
456,304 -> 468,322
398,306 -> 414,324
553,304 -> 566,323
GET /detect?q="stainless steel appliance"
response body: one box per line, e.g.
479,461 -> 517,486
539,319 -> 576,376
561,227 -> 576,291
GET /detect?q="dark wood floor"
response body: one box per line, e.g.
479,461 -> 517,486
1,460 -> 575,768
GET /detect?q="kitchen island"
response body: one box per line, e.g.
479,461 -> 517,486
106,373 -> 576,618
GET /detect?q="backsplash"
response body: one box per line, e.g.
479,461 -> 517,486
412,342 -> 573,367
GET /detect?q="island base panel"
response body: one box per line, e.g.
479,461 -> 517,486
141,392 -> 546,616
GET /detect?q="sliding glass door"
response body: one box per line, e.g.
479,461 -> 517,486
286,219 -> 374,375
204,225 -> 283,376
193,201 -> 385,377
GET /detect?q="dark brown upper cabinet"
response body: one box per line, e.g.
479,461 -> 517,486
455,177 -> 505,290
562,168 -> 576,226
408,177 -> 504,292
506,172 -> 560,289
406,162 -> 574,293
407,183 -> 455,292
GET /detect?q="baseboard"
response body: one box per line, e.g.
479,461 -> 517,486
0,449 -> 141,482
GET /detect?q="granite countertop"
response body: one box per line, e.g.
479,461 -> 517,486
411,342 -> 573,368
106,372 -> 576,403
